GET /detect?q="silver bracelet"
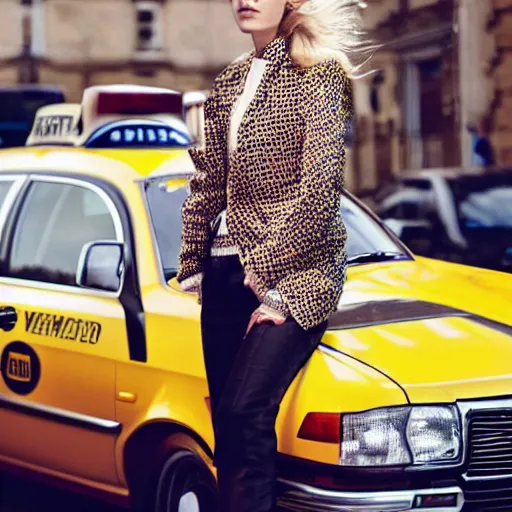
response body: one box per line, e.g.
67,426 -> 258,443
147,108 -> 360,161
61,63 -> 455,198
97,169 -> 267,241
263,289 -> 289,316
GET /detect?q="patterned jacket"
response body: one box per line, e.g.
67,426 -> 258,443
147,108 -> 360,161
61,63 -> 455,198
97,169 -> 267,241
176,36 -> 353,330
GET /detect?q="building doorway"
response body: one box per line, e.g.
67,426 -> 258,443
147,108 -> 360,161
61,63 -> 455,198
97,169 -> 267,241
402,47 -> 459,170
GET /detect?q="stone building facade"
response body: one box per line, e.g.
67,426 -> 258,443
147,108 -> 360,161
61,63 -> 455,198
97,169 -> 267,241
486,0 -> 512,165
0,0 -> 511,192
352,0 -> 512,192
0,0 -> 253,97
353,0 -> 460,191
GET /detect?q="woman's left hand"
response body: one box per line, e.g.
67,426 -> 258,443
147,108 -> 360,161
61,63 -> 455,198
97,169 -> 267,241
245,304 -> 286,337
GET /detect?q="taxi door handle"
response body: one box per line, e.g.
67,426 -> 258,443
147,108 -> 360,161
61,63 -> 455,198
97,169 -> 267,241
0,307 -> 17,332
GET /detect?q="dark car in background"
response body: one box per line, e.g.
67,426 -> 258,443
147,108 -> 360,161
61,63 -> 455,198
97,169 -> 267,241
362,168 -> 512,273
0,86 -> 65,148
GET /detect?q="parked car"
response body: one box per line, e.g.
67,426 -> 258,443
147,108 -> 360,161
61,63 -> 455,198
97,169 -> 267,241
364,168 -> 512,272
0,85 -> 65,148
0,90 -> 511,512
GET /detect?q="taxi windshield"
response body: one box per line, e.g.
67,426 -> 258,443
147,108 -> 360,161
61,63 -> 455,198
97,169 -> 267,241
144,176 -> 406,280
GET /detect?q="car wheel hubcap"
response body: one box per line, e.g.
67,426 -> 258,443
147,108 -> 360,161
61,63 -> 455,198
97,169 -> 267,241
177,492 -> 200,512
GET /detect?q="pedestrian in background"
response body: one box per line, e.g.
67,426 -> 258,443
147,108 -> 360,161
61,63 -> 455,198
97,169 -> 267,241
177,0 -> 365,510
467,119 -> 495,167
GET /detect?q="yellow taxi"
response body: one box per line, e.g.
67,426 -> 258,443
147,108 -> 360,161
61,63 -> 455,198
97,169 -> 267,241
0,85 -> 511,512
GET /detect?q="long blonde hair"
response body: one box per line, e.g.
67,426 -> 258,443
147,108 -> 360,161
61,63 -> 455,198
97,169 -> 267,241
278,0 -> 374,77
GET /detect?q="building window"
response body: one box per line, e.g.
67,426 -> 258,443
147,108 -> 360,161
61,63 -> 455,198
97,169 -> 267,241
135,1 -> 164,58
20,0 -> 45,57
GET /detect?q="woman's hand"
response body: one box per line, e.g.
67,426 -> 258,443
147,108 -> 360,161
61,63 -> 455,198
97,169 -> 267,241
177,273 -> 203,305
243,270 -> 258,296
245,304 -> 286,337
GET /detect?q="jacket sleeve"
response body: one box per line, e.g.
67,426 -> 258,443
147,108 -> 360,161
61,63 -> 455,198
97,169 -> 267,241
176,83 -> 228,286
244,60 -> 352,287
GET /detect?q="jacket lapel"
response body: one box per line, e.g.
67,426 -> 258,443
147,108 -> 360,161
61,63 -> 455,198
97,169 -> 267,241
211,56 -> 251,158
234,37 -> 292,151
236,62 -> 273,149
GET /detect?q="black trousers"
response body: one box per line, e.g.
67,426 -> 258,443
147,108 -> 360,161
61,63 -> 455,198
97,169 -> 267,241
200,255 -> 328,512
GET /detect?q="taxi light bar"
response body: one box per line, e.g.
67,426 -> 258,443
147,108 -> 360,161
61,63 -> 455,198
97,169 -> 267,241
95,91 -> 183,117
298,412 -> 340,443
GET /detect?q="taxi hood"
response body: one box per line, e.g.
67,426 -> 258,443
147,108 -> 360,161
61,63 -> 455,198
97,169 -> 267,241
323,259 -> 512,403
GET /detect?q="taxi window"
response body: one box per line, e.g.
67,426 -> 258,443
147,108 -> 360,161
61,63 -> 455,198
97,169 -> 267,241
145,178 -> 188,279
341,195 -> 402,257
7,181 -> 118,287
0,180 -> 12,209
144,176 -> 405,280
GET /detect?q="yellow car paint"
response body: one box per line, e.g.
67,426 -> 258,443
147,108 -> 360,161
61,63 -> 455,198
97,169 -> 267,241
0,146 -> 511,507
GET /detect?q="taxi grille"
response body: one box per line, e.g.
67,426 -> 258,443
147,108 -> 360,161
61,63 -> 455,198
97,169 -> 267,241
462,411 -> 512,511
463,479 -> 512,511
466,412 -> 512,480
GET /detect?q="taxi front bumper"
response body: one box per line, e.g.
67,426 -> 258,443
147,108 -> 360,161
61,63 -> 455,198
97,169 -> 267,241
277,479 -> 464,511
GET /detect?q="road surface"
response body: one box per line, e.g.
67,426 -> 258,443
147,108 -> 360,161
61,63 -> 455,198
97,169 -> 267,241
0,474 -> 123,512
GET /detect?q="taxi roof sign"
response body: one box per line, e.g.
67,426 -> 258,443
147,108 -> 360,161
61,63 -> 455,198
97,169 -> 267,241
26,103 -> 82,147
81,85 -> 184,137
26,85 -> 190,148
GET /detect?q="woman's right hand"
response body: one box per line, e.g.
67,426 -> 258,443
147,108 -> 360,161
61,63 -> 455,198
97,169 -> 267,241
243,270 -> 258,296
245,304 -> 287,337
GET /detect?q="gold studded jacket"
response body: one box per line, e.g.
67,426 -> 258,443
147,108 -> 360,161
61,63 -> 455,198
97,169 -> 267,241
177,36 -> 353,330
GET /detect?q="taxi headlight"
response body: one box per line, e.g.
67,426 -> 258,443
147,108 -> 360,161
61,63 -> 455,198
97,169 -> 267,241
407,406 -> 461,463
339,406 -> 461,467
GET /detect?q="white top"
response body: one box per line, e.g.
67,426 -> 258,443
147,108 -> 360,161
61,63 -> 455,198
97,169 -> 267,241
216,57 -> 268,238
180,57 -> 268,288
228,57 -> 268,153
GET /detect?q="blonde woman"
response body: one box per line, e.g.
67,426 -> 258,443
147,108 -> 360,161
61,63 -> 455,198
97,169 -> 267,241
177,0 -> 363,509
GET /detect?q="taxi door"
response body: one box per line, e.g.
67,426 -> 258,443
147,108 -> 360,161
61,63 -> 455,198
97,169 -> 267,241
0,176 -> 23,375
0,175 -> 129,485
0,176 -> 25,379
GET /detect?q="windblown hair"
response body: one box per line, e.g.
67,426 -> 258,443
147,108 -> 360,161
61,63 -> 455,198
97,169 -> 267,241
278,0 -> 375,77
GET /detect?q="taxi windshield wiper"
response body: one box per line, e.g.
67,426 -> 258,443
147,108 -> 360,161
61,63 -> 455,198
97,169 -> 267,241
348,251 -> 406,265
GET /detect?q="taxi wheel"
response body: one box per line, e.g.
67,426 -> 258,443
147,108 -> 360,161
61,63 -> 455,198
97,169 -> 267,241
155,450 -> 218,512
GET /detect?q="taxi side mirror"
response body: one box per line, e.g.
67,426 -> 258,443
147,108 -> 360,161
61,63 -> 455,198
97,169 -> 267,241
76,241 -> 124,292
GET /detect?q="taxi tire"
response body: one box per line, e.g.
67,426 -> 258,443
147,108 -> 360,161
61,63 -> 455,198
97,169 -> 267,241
155,450 -> 218,512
